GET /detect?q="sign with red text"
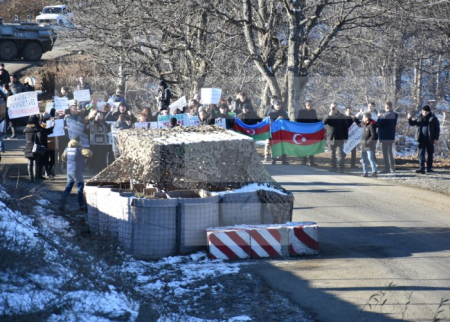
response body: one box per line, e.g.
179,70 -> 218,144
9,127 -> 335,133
7,91 -> 39,119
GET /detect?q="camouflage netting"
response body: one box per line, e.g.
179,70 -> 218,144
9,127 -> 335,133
89,126 -> 281,191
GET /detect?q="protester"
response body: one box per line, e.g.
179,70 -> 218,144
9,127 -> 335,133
215,103 -> 235,129
356,101 -> 379,121
157,80 -> 171,108
0,64 -> 10,86
45,108 -> 57,177
269,100 -> 289,165
377,101 -> 398,173
9,74 -> 25,94
0,112 -> 6,153
37,114 -> 55,180
344,107 -> 357,168
198,109 -> 214,125
3,83 -> 17,139
235,92 -> 254,114
23,77 -> 35,92
111,114 -> 131,159
323,102 -> 348,172
295,100 -> 319,166
76,76 -> 92,94
23,115 -> 45,182
353,112 -> 378,177
112,102 -> 136,123
59,86 -> 74,100
169,117 -> 179,128
59,136 -> 93,212
407,105 -> 440,174
236,103 -> 261,125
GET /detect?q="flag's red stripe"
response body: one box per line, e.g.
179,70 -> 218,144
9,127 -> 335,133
250,230 -> 281,258
272,129 -> 325,146
234,123 -> 270,136
294,228 -> 319,251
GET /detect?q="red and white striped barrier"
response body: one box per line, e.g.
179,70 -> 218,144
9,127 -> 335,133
207,228 -> 251,260
287,222 -> 319,256
206,222 -> 318,260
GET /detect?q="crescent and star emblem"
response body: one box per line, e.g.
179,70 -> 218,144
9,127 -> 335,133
293,134 -> 306,145
247,129 -> 256,135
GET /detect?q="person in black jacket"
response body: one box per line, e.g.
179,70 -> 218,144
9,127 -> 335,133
199,108 -> 215,125
23,115 -> 45,182
377,101 -> 398,173
269,100 -> 289,165
296,100 -> 319,166
215,103 -> 235,129
234,92 -> 254,114
157,80 -> 171,109
323,103 -> 349,172
236,103 -> 261,125
354,112 -> 378,177
407,105 -> 440,174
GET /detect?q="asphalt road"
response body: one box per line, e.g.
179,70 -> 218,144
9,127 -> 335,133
245,164 -> 450,321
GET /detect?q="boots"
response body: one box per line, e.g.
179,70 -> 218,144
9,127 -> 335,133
28,165 -> 34,182
35,164 -> 46,180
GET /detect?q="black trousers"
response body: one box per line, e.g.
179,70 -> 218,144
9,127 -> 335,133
418,141 -> 434,170
329,141 -> 345,170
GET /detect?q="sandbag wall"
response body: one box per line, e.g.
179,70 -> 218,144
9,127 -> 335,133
86,186 -> 293,260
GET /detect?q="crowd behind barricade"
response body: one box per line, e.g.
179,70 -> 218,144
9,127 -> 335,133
0,63 -> 443,187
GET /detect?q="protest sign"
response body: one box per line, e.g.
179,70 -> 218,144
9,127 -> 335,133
89,122 -> 110,145
215,118 -> 227,129
48,119 -> 65,137
200,88 -> 222,104
343,123 -> 363,154
73,89 -> 91,102
149,122 -> 158,129
134,122 -> 149,129
7,91 -> 39,119
188,115 -> 200,126
66,118 -> 90,147
157,114 -> 187,128
169,96 -> 187,114
54,96 -> 69,113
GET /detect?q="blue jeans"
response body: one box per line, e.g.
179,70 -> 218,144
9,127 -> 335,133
62,172 -> 85,207
361,150 -> 377,174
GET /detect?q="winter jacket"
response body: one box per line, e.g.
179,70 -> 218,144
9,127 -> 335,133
237,110 -> 262,125
268,108 -> 289,122
23,125 -> 44,158
158,87 -> 171,108
323,113 -> 349,144
354,118 -> 378,151
408,113 -> 440,144
377,110 -> 398,141
199,117 -> 215,125
0,69 -> 10,86
9,81 -> 25,94
235,98 -> 254,114
62,139 -> 93,181
295,109 -> 319,123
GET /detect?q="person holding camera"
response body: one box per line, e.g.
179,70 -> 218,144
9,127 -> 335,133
323,102 -> 349,172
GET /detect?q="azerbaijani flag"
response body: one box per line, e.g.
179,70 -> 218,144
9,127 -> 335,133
233,117 -> 271,141
271,119 -> 325,158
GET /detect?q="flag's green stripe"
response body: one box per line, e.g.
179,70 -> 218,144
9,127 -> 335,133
252,132 -> 271,141
271,140 -> 325,158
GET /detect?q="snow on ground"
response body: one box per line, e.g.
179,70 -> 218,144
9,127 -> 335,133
0,185 -> 250,321
211,183 -> 288,196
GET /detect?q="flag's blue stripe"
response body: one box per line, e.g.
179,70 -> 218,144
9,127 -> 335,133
234,116 -> 270,130
271,119 -> 324,134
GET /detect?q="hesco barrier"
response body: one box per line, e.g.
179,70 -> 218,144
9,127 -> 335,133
85,184 -> 99,234
128,198 -> 179,259
167,190 -> 220,255
84,187 -> 293,259
220,191 -> 262,226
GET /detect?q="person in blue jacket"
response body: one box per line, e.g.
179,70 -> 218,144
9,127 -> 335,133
59,136 -> 93,212
377,101 -> 398,173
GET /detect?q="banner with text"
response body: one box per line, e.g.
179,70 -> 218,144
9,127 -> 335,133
343,123 -> 363,154
157,114 -> 187,128
7,91 -> 39,119
73,89 -> 91,102
54,96 -> 69,113
66,118 -> 90,147
48,119 -> 65,137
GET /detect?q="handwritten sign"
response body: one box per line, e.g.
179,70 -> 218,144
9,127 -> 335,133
54,96 -> 69,113
188,115 -> 200,126
169,96 -> 187,114
74,89 -> 91,102
200,88 -> 222,104
48,119 -> 65,137
66,118 -> 90,147
7,91 -> 39,119
134,122 -> 149,129
343,123 -> 363,154
215,118 -> 227,129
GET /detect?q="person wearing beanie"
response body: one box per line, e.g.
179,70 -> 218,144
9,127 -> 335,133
23,115 -> 45,182
59,135 -> 93,212
407,105 -> 440,174
236,103 -> 261,125
157,80 -> 171,108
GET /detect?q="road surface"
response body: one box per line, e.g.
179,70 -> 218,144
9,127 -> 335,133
245,164 -> 450,321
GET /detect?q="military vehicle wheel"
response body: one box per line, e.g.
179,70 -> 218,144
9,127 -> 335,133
22,42 -> 43,61
0,40 -> 19,61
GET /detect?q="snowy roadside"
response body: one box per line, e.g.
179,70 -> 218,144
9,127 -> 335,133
0,186 -> 311,321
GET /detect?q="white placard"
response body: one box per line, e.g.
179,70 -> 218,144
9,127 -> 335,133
134,122 -> 149,129
45,102 -> 54,113
215,118 -> 227,129
200,88 -> 222,104
343,122 -> 363,154
96,99 -> 106,112
7,91 -> 39,119
66,118 -> 90,147
150,122 -> 158,129
73,89 -> 91,102
54,96 -> 69,112
48,119 -> 65,137
169,96 -> 187,114
188,115 -> 200,126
